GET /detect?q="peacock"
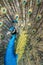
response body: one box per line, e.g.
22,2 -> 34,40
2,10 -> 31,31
0,0 -> 43,65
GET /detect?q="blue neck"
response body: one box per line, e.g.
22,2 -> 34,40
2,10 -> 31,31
4,34 -> 18,65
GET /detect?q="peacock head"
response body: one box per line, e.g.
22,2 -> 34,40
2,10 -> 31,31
9,26 -> 17,35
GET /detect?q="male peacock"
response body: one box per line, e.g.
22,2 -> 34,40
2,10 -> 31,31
0,0 -> 43,65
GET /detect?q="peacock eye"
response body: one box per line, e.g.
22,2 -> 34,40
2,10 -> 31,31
0,22 -> 3,27
23,1 -> 26,3
1,7 -> 7,14
28,9 -> 33,16
36,37 -> 41,42
32,29 -> 36,34
0,34 -> 4,40
36,0 -> 41,6
36,14 -> 42,21
22,0 -> 27,5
